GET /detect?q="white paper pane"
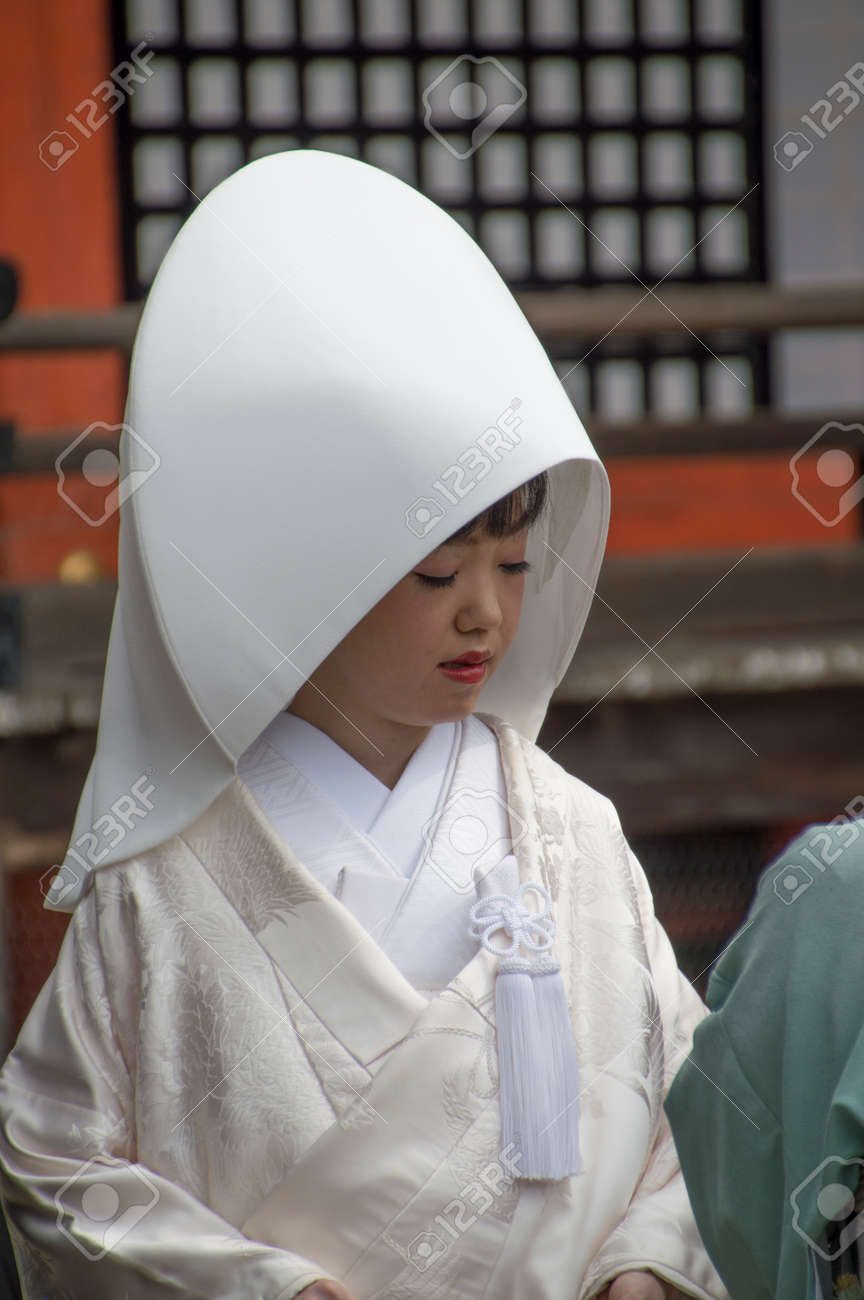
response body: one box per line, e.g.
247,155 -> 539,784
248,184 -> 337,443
532,58 -> 581,122
705,356 -> 752,414
304,58 -> 355,124
590,133 -> 638,198
641,56 -> 690,119
190,135 -> 244,194
244,0 -> 296,45
699,131 -> 746,194
536,210 -> 586,276
640,0 -> 689,44
185,0 -> 236,45
698,55 -> 744,118
481,210 -> 531,278
247,59 -> 298,124
651,357 -> 700,416
188,59 -> 241,125
477,134 -> 527,199
585,0 -> 634,44
699,205 -> 749,273
587,58 -> 636,120
129,56 -> 182,125
529,0 -> 579,44
596,359 -> 645,417
133,137 -> 186,202
365,134 -> 417,184
590,209 -> 640,275
137,212 -> 184,282
127,0 -> 177,42
646,207 -> 695,275
360,0 -> 411,44
532,135 -> 583,198
302,0 -> 353,45
644,131 -> 692,196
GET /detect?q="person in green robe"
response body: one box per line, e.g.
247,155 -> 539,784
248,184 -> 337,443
664,807 -> 864,1300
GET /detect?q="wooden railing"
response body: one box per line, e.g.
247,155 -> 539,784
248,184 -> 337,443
1,285 -> 863,351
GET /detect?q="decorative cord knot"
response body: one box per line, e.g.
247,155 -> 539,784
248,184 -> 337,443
468,881 -> 556,959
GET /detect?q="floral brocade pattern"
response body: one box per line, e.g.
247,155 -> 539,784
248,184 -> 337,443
0,711 -> 723,1300
481,713 -> 667,1133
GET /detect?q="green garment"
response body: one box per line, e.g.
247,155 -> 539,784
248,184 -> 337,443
664,817 -> 864,1300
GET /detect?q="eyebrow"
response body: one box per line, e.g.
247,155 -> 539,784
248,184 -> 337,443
440,534 -> 482,547
439,529 -> 525,549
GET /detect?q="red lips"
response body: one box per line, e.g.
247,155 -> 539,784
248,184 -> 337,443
439,651 -> 491,666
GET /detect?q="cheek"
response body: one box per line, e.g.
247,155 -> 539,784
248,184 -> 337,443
360,589 -> 435,661
502,582 -> 526,633
399,595 -> 455,667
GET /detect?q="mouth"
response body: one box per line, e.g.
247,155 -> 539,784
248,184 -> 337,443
437,652 -> 491,683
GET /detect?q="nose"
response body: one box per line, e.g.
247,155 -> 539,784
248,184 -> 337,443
454,578 -> 505,634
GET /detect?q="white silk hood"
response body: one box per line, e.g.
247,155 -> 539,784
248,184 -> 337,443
47,147 -> 610,912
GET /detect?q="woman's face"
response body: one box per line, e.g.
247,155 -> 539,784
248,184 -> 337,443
301,526 -> 530,731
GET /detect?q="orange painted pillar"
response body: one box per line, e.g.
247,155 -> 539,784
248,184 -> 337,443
1,0 -> 126,1038
0,0 -> 125,585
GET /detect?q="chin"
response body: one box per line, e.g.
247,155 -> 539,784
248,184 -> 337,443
408,698 -> 475,727
443,695 -> 479,720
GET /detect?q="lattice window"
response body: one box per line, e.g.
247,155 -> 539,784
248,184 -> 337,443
113,0 -> 768,418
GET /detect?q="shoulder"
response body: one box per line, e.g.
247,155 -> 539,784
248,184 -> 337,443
709,816 -> 864,1007
77,817 -> 221,970
754,815 -> 864,908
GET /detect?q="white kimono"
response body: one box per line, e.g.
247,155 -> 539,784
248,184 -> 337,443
0,710 -> 727,1300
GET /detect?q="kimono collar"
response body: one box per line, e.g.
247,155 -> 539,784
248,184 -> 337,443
248,709 -> 457,842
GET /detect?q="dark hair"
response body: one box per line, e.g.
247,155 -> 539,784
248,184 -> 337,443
443,470 -> 550,543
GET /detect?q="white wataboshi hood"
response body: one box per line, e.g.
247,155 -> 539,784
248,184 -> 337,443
47,148 -> 610,912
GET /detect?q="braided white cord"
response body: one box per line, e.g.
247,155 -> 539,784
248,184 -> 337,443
498,952 -> 561,976
468,880 -> 556,959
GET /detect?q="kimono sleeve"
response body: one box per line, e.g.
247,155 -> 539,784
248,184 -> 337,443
0,886 -> 337,1300
585,802 -> 730,1300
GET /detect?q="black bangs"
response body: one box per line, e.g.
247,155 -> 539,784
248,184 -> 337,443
443,470 -> 551,543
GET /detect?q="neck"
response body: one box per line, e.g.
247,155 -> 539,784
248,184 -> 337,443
285,696 -> 433,790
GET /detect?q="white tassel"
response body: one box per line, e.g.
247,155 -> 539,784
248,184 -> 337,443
468,881 -> 582,1181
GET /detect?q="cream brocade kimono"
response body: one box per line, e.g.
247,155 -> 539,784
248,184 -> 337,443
0,711 -> 726,1300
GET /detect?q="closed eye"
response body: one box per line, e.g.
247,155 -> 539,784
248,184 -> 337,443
413,561 -> 531,589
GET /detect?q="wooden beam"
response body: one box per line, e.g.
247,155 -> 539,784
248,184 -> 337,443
575,540 -> 864,642
0,730 -> 95,827
4,424 -> 122,475
5,411 -> 863,475
3,544 -> 864,733
564,545 -> 864,700
586,413 -> 864,459
0,304 -> 140,352
0,286 -> 862,354
0,823 -> 70,873
518,284 -> 864,339
0,683 -> 858,841
0,581 -> 113,731
539,685 -> 864,835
